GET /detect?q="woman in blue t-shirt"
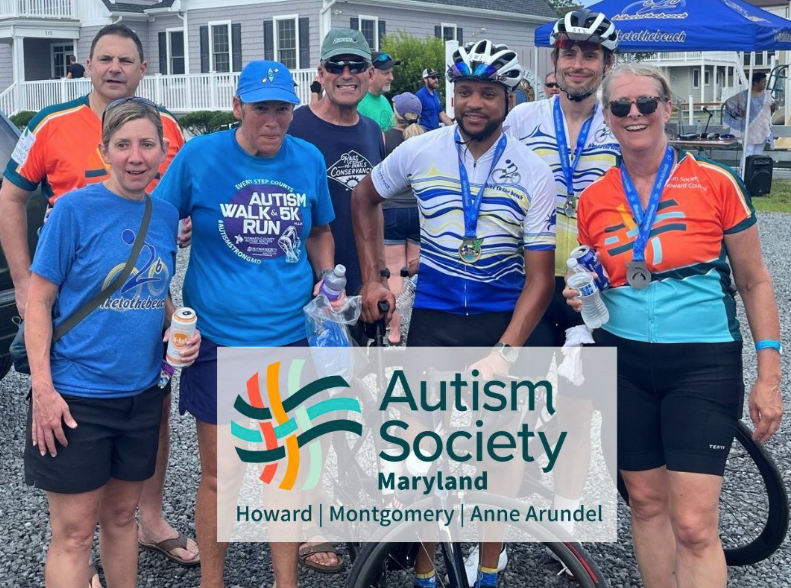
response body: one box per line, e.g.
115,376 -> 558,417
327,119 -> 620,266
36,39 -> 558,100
24,99 -> 200,588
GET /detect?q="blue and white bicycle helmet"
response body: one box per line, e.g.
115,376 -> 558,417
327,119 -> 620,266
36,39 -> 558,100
447,40 -> 523,92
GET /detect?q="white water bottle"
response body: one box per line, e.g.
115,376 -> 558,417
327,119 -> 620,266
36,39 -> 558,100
319,265 -> 346,301
566,258 -> 609,329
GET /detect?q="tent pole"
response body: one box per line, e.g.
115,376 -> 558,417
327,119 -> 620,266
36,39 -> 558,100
741,52 -> 755,177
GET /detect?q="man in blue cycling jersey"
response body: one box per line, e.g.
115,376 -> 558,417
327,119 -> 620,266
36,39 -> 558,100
352,39 -> 556,587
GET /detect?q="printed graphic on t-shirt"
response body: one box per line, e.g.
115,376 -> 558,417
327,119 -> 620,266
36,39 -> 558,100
327,150 -> 374,191
492,158 -> 522,185
218,179 -> 307,264
100,230 -> 171,311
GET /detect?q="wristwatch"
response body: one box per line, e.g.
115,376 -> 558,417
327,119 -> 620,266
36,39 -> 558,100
493,342 -> 518,363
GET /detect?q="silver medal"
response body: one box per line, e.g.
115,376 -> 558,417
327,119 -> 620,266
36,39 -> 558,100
563,195 -> 576,217
626,261 -> 651,289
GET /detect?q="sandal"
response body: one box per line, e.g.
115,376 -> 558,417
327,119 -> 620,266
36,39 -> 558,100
298,541 -> 344,574
138,531 -> 201,566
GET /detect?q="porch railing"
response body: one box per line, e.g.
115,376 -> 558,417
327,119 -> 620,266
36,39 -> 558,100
5,70 -> 317,116
0,0 -> 75,19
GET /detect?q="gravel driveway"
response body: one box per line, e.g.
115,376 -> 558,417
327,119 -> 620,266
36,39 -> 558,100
1,213 -> 789,588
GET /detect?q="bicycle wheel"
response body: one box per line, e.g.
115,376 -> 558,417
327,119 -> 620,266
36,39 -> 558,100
349,539 -> 609,588
348,492 -> 610,588
617,420 -> 788,566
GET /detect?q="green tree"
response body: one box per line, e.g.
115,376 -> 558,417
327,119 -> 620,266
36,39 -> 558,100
380,32 -> 446,101
547,0 -> 580,17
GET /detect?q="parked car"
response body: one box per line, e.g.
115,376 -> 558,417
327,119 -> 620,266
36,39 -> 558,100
0,110 -> 47,380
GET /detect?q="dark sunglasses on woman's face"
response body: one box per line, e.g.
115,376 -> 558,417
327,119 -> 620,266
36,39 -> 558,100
608,96 -> 665,118
323,60 -> 369,75
544,82 -> 558,89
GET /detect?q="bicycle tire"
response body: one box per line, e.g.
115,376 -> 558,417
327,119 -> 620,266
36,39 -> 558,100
348,493 -> 610,588
617,420 -> 788,566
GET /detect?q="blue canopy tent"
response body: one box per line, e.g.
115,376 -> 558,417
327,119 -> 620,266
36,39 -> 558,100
534,0 -> 791,174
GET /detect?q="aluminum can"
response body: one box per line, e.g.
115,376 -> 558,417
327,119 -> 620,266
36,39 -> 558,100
571,245 -> 610,291
166,307 -> 198,367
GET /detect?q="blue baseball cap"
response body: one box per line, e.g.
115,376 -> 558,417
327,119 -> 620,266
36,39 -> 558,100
236,60 -> 300,105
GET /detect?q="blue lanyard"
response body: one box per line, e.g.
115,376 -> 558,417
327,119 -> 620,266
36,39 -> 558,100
455,130 -> 507,239
553,98 -> 596,199
620,146 -> 675,263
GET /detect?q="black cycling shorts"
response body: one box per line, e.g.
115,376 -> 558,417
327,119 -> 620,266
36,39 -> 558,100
526,277 -> 583,348
407,308 -> 512,347
594,329 -> 744,476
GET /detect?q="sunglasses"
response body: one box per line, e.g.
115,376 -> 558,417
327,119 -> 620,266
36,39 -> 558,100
544,82 -> 558,88
427,75 -> 439,80
323,60 -> 370,74
608,96 -> 667,118
555,33 -> 603,54
102,96 -> 157,126
374,53 -> 394,63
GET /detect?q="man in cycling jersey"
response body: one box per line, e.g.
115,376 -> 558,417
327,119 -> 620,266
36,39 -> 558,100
504,8 -> 620,552
352,40 -> 556,588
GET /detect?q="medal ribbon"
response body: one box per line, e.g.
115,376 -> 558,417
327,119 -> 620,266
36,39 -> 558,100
553,98 -> 596,209
620,145 -> 675,263
455,130 -> 507,240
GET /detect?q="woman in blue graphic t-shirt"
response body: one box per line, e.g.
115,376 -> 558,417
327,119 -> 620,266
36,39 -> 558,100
24,99 -> 201,587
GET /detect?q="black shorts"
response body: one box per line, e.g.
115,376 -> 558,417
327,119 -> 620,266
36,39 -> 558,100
383,207 -> 420,246
180,336 -> 309,425
407,308 -> 512,347
594,329 -> 744,476
526,277 -> 583,347
25,384 -> 164,494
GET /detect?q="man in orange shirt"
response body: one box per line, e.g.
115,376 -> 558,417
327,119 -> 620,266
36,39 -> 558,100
0,24 -> 198,581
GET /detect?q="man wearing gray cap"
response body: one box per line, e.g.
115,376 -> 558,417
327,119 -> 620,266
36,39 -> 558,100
289,28 -> 385,303
358,51 -> 400,131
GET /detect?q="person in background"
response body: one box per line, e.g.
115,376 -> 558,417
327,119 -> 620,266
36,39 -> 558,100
416,68 -> 454,130
24,99 -> 199,588
544,71 -> 560,97
358,51 -> 400,131
723,71 -> 776,156
67,55 -> 85,79
381,92 -> 425,345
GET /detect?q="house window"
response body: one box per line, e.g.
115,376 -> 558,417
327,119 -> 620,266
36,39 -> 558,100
359,15 -> 378,51
275,16 -> 298,69
51,43 -> 74,78
210,21 -> 231,73
441,23 -> 457,41
704,69 -> 711,86
692,69 -> 700,89
168,30 -> 185,75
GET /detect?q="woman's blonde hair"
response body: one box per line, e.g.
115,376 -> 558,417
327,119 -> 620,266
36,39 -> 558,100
102,99 -> 165,149
601,63 -> 672,105
392,109 -> 425,141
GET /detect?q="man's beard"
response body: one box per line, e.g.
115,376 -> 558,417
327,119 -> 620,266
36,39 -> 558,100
458,115 -> 502,142
559,70 -> 601,100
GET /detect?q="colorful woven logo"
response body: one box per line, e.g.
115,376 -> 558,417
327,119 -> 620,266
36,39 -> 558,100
232,360 -> 362,490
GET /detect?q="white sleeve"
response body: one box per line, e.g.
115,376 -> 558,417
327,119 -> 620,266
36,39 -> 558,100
504,102 -> 534,142
371,140 -> 414,200
523,158 -> 557,251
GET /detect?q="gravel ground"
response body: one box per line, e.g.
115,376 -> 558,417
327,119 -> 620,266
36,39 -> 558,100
1,213 -> 789,588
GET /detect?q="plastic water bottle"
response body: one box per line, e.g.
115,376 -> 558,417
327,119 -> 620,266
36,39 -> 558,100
319,265 -> 346,301
395,268 -> 418,320
566,258 -> 609,329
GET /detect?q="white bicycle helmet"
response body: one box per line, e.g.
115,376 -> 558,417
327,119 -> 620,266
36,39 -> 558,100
447,40 -> 523,92
550,9 -> 619,51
